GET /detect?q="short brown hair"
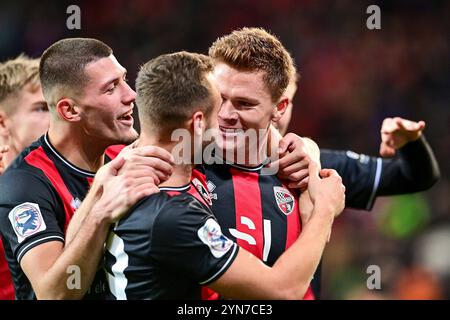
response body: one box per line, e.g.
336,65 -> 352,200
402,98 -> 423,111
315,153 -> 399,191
0,54 -> 40,114
136,51 -> 214,135
209,27 -> 295,102
39,38 -> 112,108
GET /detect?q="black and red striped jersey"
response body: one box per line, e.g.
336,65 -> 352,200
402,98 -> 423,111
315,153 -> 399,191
203,162 -> 315,300
104,169 -> 238,300
0,134 -> 112,300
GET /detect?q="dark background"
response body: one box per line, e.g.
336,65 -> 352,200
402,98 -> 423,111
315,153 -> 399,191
1,0 -> 448,299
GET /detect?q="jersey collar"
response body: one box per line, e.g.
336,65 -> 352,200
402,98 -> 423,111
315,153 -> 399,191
43,133 -> 97,177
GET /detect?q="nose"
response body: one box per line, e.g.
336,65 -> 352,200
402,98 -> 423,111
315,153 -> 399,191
218,100 -> 238,125
122,82 -> 137,106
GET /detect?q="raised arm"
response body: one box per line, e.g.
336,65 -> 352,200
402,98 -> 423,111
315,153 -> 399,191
376,117 -> 440,195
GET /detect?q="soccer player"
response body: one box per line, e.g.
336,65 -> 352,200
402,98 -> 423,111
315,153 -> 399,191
0,55 -> 49,300
203,27 -> 440,300
0,38 -> 172,299
104,51 -> 345,300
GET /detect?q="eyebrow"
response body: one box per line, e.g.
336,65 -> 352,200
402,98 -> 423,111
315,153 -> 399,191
231,95 -> 260,104
100,69 -> 127,91
31,101 -> 47,106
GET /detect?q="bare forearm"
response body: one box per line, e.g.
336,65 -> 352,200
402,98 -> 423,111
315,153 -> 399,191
65,183 -> 102,245
35,212 -> 109,299
271,206 -> 333,298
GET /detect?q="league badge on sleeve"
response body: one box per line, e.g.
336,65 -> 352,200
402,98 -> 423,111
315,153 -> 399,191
273,186 -> 295,215
8,202 -> 47,243
198,219 -> 233,258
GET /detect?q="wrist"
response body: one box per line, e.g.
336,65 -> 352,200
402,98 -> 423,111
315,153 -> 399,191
89,201 -> 114,226
312,202 -> 336,222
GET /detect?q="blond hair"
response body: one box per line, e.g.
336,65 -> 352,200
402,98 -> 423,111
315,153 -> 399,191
0,54 -> 40,113
209,27 -> 295,102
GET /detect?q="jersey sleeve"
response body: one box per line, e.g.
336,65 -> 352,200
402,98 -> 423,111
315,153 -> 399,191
151,197 -> 239,285
0,169 -> 65,264
320,149 -> 382,210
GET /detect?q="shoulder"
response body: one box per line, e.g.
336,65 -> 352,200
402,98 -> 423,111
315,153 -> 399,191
0,167 -> 53,202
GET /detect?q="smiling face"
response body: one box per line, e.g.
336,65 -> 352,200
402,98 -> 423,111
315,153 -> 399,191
213,62 -> 279,162
75,55 -> 138,146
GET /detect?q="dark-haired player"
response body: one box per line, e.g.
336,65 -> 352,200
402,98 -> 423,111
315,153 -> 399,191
0,38 -> 172,299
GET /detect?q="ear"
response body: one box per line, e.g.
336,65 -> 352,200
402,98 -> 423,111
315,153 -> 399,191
191,111 -> 205,137
271,97 -> 289,122
0,110 -> 10,140
56,98 -> 81,122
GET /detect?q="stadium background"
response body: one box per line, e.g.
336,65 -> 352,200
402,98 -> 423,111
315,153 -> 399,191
0,0 -> 448,299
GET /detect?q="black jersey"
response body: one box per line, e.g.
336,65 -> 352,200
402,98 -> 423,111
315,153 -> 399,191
320,149 -> 382,210
0,134 -> 110,300
104,170 -> 239,300
203,162 -> 315,300
320,136 -> 439,211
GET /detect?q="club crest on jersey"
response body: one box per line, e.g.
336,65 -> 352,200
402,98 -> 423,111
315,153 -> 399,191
273,186 -> 295,215
198,219 -> 233,258
8,202 -> 47,243
192,178 -> 212,206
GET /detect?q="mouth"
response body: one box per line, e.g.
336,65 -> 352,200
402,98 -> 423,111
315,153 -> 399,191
219,126 -> 245,136
118,109 -> 134,126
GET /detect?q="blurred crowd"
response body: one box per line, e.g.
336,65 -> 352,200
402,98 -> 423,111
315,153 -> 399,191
0,0 -> 449,299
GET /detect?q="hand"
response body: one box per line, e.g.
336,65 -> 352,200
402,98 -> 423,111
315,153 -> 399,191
307,161 -> 345,219
271,134 -> 320,190
0,145 -> 9,175
92,154 -> 161,223
380,117 -> 425,157
116,145 -> 175,186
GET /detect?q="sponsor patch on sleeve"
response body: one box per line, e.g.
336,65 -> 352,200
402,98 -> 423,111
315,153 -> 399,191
8,202 -> 47,243
197,219 -> 233,258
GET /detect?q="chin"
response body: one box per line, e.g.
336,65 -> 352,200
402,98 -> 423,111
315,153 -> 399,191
113,129 -> 139,146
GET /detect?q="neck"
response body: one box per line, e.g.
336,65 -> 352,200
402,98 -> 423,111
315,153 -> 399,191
2,149 -> 16,169
223,133 -> 269,168
138,132 -> 192,187
47,122 -> 107,172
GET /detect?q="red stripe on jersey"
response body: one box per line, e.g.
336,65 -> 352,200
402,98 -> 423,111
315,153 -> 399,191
86,177 -> 94,187
303,286 -> 315,300
283,183 -> 301,250
201,286 -> 220,300
105,144 -> 126,160
0,240 -> 14,300
166,191 -> 181,197
24,146 -> 75,233
230,169 -> 263,259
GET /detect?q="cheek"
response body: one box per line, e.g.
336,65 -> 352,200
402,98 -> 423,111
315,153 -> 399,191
240,109 -> 271,129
